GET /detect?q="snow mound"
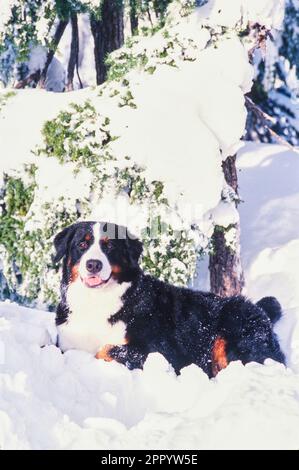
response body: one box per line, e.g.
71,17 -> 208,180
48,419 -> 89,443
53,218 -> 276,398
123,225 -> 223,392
0,300 -> 298,450
238,142 -> 299,373
198,0 -> 285,30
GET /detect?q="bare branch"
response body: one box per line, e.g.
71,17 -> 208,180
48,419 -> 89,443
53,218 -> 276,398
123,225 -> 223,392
14,70 -> 40,89
245,95 -> 299,153
245,95 -> 276,124
267,127 -> 299,154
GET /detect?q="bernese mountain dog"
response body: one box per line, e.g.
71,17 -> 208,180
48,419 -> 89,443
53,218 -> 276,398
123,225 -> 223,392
54,221 -> 285,377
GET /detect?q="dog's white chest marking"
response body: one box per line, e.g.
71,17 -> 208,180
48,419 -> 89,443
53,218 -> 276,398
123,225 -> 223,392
58,280 -> 130,354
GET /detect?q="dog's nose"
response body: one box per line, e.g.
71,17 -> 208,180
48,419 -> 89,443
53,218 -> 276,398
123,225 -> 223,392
86,259 -> 103,274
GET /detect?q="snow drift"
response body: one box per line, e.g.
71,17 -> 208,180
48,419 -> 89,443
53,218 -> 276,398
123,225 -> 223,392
0,142 -> 299,450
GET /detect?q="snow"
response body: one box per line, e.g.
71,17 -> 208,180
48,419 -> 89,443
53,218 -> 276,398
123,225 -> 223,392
237,142 -> 299,373
0,88 -> 90,182
60,14 -> 96,89
0,52 -> 240,229
27,46 -> 47,75
197,0 -> 285,30
212,199 -> 240,228
24,159 -> 92,232
104,62 -> 225,214
0,141 -> 299,450
0,1 -> 16,35
0,303 -> 298,449
0,1 -> 259,223
0,1 -> 280,237
0,31 -> 253,227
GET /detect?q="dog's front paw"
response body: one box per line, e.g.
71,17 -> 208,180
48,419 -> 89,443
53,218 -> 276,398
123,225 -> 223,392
95,344 -> 115,362
95,344 -> 146,370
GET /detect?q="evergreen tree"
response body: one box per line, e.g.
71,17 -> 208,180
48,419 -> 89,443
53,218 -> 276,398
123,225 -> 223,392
245,0 -> 299,146
0,0 -> 126,89
0,1 -> 180,89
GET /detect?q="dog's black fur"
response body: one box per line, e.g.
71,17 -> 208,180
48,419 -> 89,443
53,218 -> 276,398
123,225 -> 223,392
54,221 -> 285,377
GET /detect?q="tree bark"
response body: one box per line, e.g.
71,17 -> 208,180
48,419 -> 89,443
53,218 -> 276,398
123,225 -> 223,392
66,14 -> 83,91
129,0 -> 139,35
39,19 -> 68,88
209,155 -> 245,297
90,0 -> 124,85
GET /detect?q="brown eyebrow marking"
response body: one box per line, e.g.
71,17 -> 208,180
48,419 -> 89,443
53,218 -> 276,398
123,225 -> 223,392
101,236 -> 109,243
95,344 -> 114,362
85,233 -> 91,241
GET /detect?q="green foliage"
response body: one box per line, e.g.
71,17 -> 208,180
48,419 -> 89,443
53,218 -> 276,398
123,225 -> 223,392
0,91 -> 16,112
128,0 -> 174,30
37,100 -> 117,171
281,0 -> 299,78
106,46 -> 149,81
0,165 -> 38,299
106,17 -> 198,83
0,0 -> 122,82
176,0 -> 197,17
118,89 -> 137,108
141,219 -> 199,282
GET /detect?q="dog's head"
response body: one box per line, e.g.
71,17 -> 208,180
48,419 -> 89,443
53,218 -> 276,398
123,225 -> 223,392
53,221 -> 143,287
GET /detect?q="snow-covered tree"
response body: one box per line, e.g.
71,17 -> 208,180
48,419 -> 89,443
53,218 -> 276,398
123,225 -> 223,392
245,0 -> 299,146
0,1 -> 126,89
0,0 -> 290,304
0,1 -> 182,90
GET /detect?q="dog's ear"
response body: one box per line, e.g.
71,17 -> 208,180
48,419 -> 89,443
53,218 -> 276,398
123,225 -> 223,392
53,224 -> 77,263
126,235 -> 143,267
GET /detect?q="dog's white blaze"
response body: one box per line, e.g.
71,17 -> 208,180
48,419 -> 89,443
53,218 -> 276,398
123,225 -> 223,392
58,279 -> 130,354
78,222 -> 112,281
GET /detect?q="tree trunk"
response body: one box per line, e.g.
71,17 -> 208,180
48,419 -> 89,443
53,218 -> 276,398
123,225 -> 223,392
66,14 -> 83,91
90,0 -> 124,85
129,0 -> 139,35
153,0 -> 171,18
209,155 -> 245,297
39,19 -> 68,88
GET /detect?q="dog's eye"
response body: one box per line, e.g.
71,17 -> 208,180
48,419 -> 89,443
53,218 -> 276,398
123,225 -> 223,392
101,238 -> 113,250
79,241 -> 88,250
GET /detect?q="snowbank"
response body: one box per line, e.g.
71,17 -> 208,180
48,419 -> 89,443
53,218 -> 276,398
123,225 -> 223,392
0,300 -> 298,450
238,142 -> 299,373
